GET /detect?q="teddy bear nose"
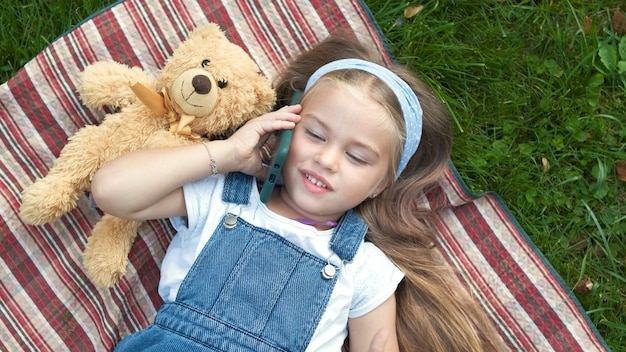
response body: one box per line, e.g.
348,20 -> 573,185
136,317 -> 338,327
192,75 -> 212,94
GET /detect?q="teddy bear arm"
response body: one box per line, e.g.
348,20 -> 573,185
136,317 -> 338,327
78,61 -> 157,109
19,124 -> 114,225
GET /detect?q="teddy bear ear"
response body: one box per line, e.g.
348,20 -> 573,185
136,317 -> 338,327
188,23 -> 227,41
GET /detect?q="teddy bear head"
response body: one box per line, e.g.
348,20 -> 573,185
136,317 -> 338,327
157,23 -> 276,139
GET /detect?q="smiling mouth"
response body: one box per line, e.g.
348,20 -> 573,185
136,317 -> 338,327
305,173 -> 328,189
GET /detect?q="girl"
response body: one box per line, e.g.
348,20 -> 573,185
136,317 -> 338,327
92,36 -> 504,351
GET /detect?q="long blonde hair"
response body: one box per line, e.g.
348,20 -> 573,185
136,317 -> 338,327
275,34 -> 505,352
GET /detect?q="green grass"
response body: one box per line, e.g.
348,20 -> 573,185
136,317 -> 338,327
365,1 -> 626,349
0,0 -> 114,81
2,0 -> 625,350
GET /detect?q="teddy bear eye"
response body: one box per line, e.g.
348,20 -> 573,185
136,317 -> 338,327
201,59 -> 211,67
218,79 -> 228,89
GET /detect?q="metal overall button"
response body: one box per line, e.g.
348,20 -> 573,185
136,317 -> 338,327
224,215 -> 238,229
321,264 -> 336,279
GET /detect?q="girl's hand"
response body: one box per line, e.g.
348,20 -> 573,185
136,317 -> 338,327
227,104 -> 301,177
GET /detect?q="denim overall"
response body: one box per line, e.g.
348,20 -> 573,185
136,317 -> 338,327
115,173 -> 367,351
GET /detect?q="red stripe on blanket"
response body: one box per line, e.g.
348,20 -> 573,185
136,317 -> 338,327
312,0 -> 345,36
433,213 -> 535,351
276,1 -> 318,52
248,0 -> 321,59
166,0 -> 197,34
458,200 -> 582,351
0,107 -> 47,180
1,230 -> 93,350
70,27 -> 100,67
47,30 -> 106,127
434,169 -> 605,350
235,1 -> 286,69
0,279 -> 52,351
442,167 -> 476,206
38,47 -> 92,129
124,1 -> 173,66
194,2 -> 248,49
8,74 -> 69,157
486,195 -> 605,350
92,11 -> 142,67
431,172 -> 600,351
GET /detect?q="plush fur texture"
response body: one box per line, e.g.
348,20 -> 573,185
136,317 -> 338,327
19,23 -> 276,287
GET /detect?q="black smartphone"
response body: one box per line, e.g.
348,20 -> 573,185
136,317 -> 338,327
259,90 -> 302,203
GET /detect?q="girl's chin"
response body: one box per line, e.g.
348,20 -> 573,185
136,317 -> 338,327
282,191 -> 333,216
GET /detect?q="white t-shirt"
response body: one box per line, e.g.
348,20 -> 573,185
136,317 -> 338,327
160,174 -> 404,351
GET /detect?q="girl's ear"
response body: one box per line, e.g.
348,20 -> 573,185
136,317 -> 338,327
371,179 -> 391,198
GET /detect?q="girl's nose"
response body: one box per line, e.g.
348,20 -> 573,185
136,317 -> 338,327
315,146 -> 339,172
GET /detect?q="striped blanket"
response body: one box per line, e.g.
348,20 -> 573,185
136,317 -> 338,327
0,0 -> 610,351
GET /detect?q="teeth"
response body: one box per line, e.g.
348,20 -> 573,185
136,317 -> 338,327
306,174 -> 327,188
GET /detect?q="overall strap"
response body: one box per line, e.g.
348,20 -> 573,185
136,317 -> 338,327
221,172 -> 252,205
330,209 -> 368,262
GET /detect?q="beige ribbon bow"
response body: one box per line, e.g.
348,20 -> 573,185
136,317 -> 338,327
128,81 -> 201,139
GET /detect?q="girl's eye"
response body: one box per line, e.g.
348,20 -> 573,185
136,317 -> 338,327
306,129 -> 324,141
347,153 -> 368,165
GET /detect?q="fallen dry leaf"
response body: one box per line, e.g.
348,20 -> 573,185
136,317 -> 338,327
582,16 -> 593,36
567,237 -> 588,251
573,276 -> 593,295
542,157 -> 550,172
613,9 -> 626,35
404,5 -> 424,19
616,161 -> 626,182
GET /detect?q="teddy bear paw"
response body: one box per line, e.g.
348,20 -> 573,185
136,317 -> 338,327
20,182 -> 78,225
83,250 -> 128,288
86,264 -> 127,288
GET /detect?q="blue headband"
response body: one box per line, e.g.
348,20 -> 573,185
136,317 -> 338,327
304,58 -> 423,178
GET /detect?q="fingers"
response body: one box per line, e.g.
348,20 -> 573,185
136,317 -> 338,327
277,103 -> 302,113
245,108 -> 300,143
259,139 -> 273,164
227,107 -> 300,176
262,105 -> 301,129
234,108 -> 299,138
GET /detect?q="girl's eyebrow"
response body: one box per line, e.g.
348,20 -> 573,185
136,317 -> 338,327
354,141 -> 381,158
305,114 -> 325,127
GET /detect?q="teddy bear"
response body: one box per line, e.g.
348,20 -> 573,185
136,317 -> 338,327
19,23 -> 276,288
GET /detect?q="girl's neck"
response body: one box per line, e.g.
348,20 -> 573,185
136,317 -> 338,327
293,217 -> 338,229
266,188 -> 339,230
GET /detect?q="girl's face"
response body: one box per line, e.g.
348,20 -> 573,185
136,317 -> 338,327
277,80 -> 395,223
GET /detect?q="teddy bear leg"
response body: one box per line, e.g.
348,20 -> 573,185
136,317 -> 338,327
82,214 -> 142,288
19,125 -> 107,224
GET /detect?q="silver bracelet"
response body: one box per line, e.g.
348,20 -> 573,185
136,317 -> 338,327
201,142 -> 218,175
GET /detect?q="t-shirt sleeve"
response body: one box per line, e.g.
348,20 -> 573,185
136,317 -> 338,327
348,242 -> 404,318
169,175 -> 223,233
160,175 -> 223,302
